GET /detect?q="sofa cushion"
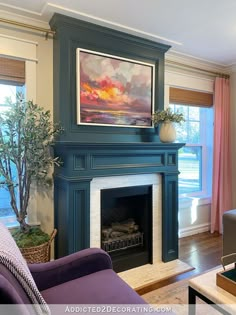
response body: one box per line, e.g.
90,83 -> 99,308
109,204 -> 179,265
41,269 -> 145,304
0,274 -> 36,315
0,264 -> 31,304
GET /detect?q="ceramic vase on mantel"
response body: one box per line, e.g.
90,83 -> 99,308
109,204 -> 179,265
159,120 -> 176,143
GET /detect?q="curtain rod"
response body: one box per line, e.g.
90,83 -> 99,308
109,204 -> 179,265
0,17 -> 231,78
166,59 -> 230,79
0,18 -> 55,39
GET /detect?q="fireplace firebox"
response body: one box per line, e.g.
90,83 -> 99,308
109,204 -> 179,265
101,185 -> 152,272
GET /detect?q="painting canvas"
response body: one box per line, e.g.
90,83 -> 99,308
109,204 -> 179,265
76,49 -> 155,127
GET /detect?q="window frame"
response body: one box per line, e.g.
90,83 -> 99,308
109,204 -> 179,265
169,103 -> 213,198
0,34 -> 37,226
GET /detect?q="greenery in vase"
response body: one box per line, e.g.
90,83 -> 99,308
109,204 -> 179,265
0,95 -> 62,240
152,107 -> 185,126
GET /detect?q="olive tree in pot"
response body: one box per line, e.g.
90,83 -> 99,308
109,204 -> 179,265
0,96 -> 62,262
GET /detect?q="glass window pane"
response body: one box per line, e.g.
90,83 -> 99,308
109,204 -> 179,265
178,146 -> 202,194
189,107 -> 200,121
0,84 -> 18,105
172,106 -> 200,144
0,84 -> 25,222
0,200 -> 15,217
174,104 -> 187,116
188,121 -> 200,143
175,121 -> 188,143
170,101 -> 213,196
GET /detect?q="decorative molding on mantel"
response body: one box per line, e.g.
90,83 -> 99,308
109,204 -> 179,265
54,141 -> 184,181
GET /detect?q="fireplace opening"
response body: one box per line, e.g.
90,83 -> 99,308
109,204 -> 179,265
101,185 -> 153,272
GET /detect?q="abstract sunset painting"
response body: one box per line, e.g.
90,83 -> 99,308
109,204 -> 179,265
77,49 -> 154,127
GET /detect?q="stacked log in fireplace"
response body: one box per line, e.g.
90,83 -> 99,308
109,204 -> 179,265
101,218 -> 144,253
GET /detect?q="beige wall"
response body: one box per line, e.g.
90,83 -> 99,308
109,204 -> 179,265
34,36 -> 54,236
0,24 -> 54,236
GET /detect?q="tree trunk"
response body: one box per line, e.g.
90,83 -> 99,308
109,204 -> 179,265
17,218 -> 30,233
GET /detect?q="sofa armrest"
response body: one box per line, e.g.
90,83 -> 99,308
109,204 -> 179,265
28,248 -> 112,291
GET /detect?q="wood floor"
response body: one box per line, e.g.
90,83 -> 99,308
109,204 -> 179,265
178,231 -> 223,278
137,231 -> 222,295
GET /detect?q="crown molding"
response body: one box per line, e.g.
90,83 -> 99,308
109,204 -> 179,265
1,2 -> 236,68
46,3 -> 182,47
227,64 -> 236,73
0,2 -> 182,47
166,50 -> 229,73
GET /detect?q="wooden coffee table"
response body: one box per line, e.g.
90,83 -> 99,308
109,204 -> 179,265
188,266 -> 236,315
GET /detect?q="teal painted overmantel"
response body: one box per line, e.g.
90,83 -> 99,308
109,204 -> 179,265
50,13 -> 183,264
49,13 -> 170,143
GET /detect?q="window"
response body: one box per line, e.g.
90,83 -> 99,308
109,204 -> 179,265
0,57 -> 25,226
169,88 -> 213,197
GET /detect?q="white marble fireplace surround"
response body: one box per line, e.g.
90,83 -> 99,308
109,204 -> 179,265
90,173 -> 162,263
90,173 -> 192,289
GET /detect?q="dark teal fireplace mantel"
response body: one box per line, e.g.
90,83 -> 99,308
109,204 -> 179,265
50,13 -> 183,263
54,141 -> 184,262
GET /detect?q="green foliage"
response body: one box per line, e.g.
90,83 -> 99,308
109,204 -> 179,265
152,107 -> 185,126
0,95 -> 63,233
11,226 -> 50,247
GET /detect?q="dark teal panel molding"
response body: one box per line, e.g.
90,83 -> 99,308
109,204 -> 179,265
54,179 -> 68,257
50,13 -> 170,143
73,155 -> 86,170
69,182 -> 90,253
167,153 -> 177,166
162,174 -> 179,261
54,142 -> 183,179
91,153 -> 164,170
54,178 -> 91,257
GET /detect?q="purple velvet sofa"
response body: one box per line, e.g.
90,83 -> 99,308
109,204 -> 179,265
0,247 -> 146,314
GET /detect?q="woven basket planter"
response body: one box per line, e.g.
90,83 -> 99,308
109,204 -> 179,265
20,229 -> 57,264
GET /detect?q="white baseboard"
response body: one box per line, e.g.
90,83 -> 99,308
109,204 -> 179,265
179,223 -> 210,238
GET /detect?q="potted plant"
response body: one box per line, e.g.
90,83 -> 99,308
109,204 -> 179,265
0,95 -> 62,263
152,107 -> 185,143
